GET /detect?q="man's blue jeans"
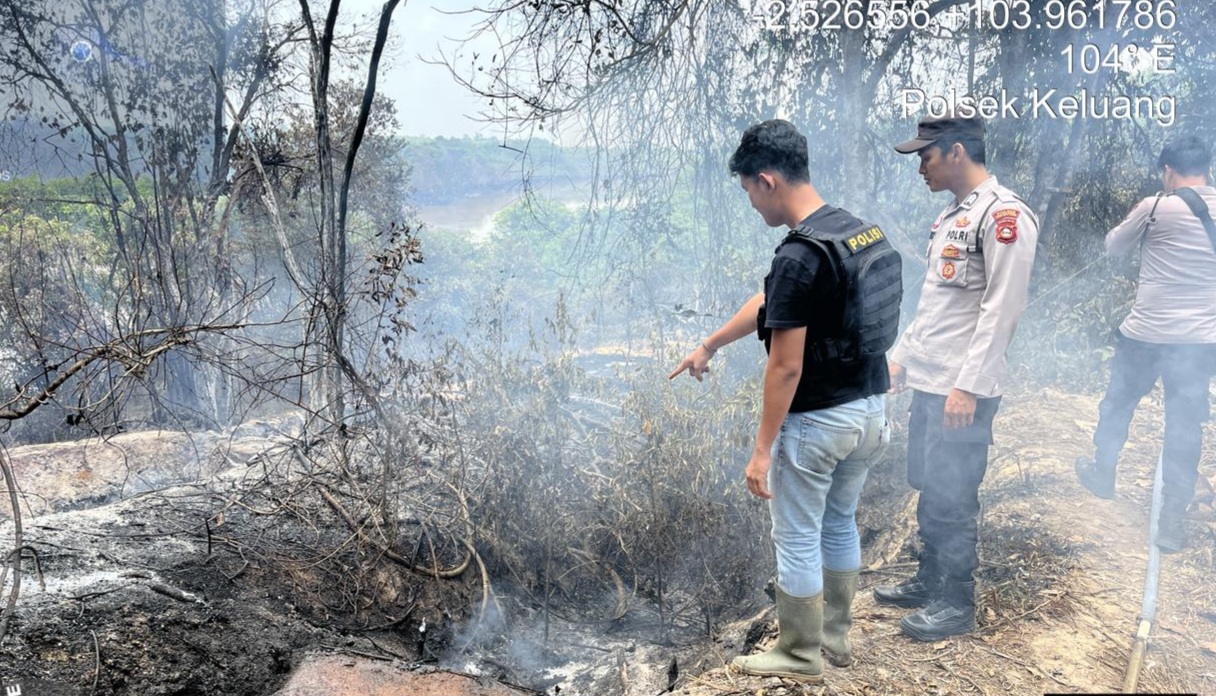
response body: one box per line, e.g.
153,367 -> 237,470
769,394 -> 890,597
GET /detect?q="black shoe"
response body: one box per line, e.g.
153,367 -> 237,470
1156,515 -> 1188,554
873,575 -> 937,609
900,581 -> 976,642
1075,456 -> 1116,499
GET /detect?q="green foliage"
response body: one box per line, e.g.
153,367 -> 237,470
0,208 -> 106,258
403,136 -> 590,206
0,176 -> 115,253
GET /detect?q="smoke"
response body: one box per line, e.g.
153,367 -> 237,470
399,6 -> 1216,685
5,0 -> 1216,690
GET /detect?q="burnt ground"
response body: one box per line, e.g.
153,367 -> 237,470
2,388 -> 1215,695
683,387 -> 1216,696
3,496 -> 319,695
0,429 -> 487,696
0,424 -> 730,696
0,474 -> 724,696
3,502 -> 542,696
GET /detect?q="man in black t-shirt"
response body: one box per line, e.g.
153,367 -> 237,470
669,120 -> 894,684
762,204 -> 890,410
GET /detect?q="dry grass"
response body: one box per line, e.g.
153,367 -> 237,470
681,386 -> 1216,696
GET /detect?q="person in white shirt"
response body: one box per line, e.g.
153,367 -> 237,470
1076,136 -> 1216,553
876,116 -> 1038,641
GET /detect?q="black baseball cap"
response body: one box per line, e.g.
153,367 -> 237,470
895,117 -> 985,154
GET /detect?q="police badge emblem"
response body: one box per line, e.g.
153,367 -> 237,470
993,209 -> 1020,244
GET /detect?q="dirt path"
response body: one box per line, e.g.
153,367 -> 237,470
682,387 -> 1216,696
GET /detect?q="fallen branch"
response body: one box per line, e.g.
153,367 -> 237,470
974,645 -> 1071,688
312,478 -> 471,578
978,592 -> 1067,633
335,646 -> 394,662
0,323 -> 244,421
70,588 -> 124,602
147,581 -> 203,604
469,538 -> 495,624
569,546 -> 631,620
861,561 -> 917,575
940,658 -> 990,696
90,628 -> 101,695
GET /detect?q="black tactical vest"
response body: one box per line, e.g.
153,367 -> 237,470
765,219 -> 903,363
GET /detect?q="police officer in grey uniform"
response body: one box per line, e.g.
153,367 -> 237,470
874,117 -> 1038,641
1076,136 -> 1216,553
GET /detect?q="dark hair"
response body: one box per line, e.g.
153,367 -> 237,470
1158,136 -> 1211,176
729,119 -> 810,183
930,137 -> 986,165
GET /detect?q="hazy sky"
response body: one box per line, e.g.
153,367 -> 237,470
342,0 -> 495,138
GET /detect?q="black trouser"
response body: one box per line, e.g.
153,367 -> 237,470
907,390 -> 1002,583
1093,331 -> 1216,507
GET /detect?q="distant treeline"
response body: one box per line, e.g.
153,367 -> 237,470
403,136 -> 590,206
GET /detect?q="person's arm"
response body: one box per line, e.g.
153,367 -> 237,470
668,292 -> 765,381
1105,197 -> 1155,258
744,326 -> 805,499
950,203 -> 1039,426
888,322 -> 912,395
888,360 -> 907,393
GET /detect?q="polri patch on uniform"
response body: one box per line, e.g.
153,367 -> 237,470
941,261 -> 957,280
993,208 -> 1020,244
941,244 -> 963,260
955,217 -> 970,228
